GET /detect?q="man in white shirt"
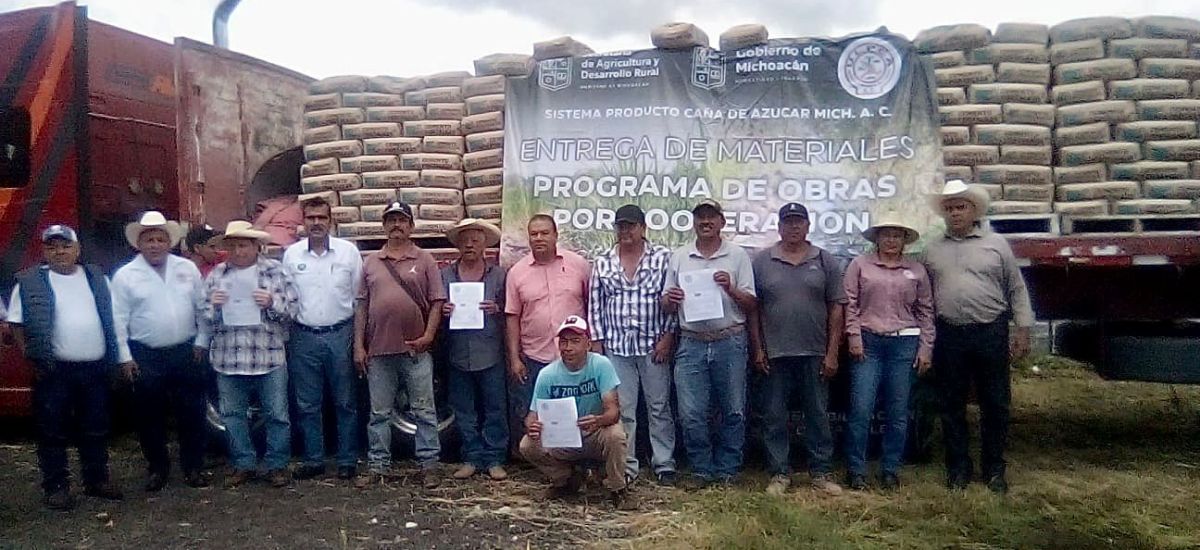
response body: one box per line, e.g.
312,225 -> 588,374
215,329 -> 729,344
8,225 -> 124,510
111,211 -> 210,492
283,196 -> 364,481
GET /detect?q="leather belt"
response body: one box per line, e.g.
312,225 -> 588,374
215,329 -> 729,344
297,318 -> 352,334
681,324 -> 745,342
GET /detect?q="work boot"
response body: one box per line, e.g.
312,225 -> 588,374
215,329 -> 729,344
487,466 -> 508,481
84,481 -> 124,501
679,474 -> 711,492
43,488 -> 76,511
336,466 -> 357,480
880,473 -> 900,492
655,471 -> 676,487
225,469 -> 254,489
609,488 -> 639,511
143,472 -> 168,493
268,469 -> 291,488
355,471 -> 384,489
183,470 -> 210,489
846,473 -> 868,491
452,464 -> 476,479
810,473 -> 843,496
986,474 -> 1009,495
544,472 -> 584,500
294,464 -> 325,480
765,474 -> 791,495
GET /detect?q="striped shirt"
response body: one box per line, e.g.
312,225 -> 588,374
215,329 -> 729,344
202,257 -> 298,376
588,241 -> 676,357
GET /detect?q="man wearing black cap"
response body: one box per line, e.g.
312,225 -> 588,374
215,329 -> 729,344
7,225 -> 125,510
588,204 -> 677,485
662,199 -> 757,488
748,203 -> 847,496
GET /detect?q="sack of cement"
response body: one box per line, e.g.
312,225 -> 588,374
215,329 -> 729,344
420,170 -> 466,189
1143,179 -> 1200,199
422,136 -> 466,155
927,51 -> 966,70
1143,139 -> 1200,161
399,187 -> 465,206
340,155 -> 401,174
1056,100 -> 1136,127
463,149 -> 504,172
1051,81 -> 1106,106
997,63 -> 1051,85
462,111 -> 504,134
331,206 -> 360,224
1110,78 -> 1192,100
1140,58 -> 1200,80
533,36 -> 593,60
418,204 -> 466,222
719,24 -> 768,51
423,87 -> 464,104
1054,122 -> 1111,148
303,125 -> 342,145
466,130 -> 506,153
466,94 -> 506,116
973,124 -> 1052,146
363,137 -> 422,156
474,53 -> 534,77
1049,39 -> 1105,65
937,88 -> 966,106
304,94 -> 341,112
975,164 -> 1053,185
413,219 -> 457,236
1115,121 -> 1198,142
426,103 -> 466,120
426,71 -> 473,88
464,185 -> 504,205
1059,142 -> 1142,166
342,93 -> 405,108
968,83 -> 1048,104
935,65 -> 996,87
367,76 -> 426,95
309,75 -> 368,94
400,153 -> 463,171
361,170 -> 421,189
975,183 -> 1004,200
1114,198 -> 1194,214
403,120 -> 463,138
914,24 -> 991,53
1194,161 -> 1200,179
1108,38 -> 1189,59
341,123 -> 403,140
298,190 -> 339,207
461,75 -> 506,98
1050,17 -> 1133,44
1000,145 -> 1053,165
651,22 -> 709,49
1003,184 -> 1055,202
303,140 -> 363,162
941,126 -> 970,146
1056,181 -> 1140,201
301,158 -> 340,178
1054,164 -> 1108,184
943,166 -> 974,181
466,203 -> 504,219
1055,58 -> 1138,85
338,188 -> 397,207
1003,103 -> 1056,126
988,201 -> 1053,215
336,222 -> 387,239
1133,16 -> 1200,41
993,23 -> 1049,45
939,104 -> 1003,126
1137,99 -> 1200,120
465,168 -> 504,188
404,90 -> 429,107
367,106 -> 426,123
301,173 -> 362,194
1053,200 -> 1109,216
1110,160 -> 1192,180
305,108 -> 366,128
968,43 -> 1048,64
942,145 -> 1000,166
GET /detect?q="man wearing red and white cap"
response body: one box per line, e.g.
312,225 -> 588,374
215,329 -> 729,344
519,315 -> 635,510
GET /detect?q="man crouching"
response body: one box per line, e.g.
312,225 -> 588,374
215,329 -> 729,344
519,316 -> 636,510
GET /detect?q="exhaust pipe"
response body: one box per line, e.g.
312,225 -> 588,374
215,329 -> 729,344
212,0 -> 242,49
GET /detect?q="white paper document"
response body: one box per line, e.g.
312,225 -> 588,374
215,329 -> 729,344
679,269 -> 725,323
448,282 -> 485,330
221,275 -> 262,327
536,397 -> 582,449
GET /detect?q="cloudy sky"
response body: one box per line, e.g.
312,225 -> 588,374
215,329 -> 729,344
2,0 -> 1199,78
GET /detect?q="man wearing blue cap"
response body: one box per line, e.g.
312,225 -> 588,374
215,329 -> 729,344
8,225 -> 125,510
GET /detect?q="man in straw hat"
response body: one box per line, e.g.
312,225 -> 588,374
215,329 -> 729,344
748,202 -> 847,497
842,211 -> 935,492
202,220 -> 298,489
924,180 -> 1033,494
440,218 -> 509,481
8,224 -> 125,510
112,211 -> 210,491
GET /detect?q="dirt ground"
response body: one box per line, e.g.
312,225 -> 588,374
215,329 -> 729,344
0,434 -> 677,549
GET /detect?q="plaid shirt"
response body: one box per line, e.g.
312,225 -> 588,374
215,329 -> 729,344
588,241 -> 676,357
202,257 -> 298,375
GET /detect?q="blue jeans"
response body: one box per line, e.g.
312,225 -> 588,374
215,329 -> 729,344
289,324 -> 359,468
845,333 -> 919,477
674,333 -> 747,479
761,356 -> 833,476
367,353 -> 439,470
33,360 -> 112,493
610,354 -> 676,478
448,364 -> 508,469
218,368 -> 291,471
508,357 -> 547,454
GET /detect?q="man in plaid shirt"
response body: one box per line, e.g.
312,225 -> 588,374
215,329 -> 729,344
202,221 -> 299,489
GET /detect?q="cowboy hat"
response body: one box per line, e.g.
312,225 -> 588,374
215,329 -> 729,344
214,220 -> 271,244
125,211 -> 183,248
447,218 -> 501,247
862,211 -> 920,245
930,179 -> 990,216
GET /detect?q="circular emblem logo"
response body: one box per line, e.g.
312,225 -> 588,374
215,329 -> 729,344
838,37 -> 902,100
298,263 -> 307,271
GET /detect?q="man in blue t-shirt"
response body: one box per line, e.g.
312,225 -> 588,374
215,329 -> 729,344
519,315 -> 635,510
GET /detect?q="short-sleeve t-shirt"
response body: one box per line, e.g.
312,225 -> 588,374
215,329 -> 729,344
753,243 -> 848,358
529,352 -> 620,418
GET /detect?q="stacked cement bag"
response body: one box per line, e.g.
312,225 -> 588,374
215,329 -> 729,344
400,70 -> 473,238
920,23 -> 1056,215
461,70 -> 509,228
1050,16 -> 1200,215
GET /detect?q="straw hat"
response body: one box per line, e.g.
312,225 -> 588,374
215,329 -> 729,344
214,220 -> 271,244
447,218 -> 501,247
930,179 -> 990,216
862,211 -> 920,244
125,211 -> 183,248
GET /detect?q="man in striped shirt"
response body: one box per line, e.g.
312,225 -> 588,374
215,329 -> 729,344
588,204 -> 677,486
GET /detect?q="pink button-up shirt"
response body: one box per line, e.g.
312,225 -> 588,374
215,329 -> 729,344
844,253 -> 936,357
505,249 -> 590,363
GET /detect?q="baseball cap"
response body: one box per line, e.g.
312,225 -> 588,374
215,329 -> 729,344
691,198 -> 723,215
42,224 -> 78,243
382,201 -> 414,220
778,202 -> 809,220
556,315 -> 590,337
614,204 -> 645,225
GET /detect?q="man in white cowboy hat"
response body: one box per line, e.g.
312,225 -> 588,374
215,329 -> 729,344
283,195 -> 363,482
748,202 -> 847,497
202,220 -> 299,489
111,211 -> 210,491
923,179 -> 1033,494
440,218 -> 509,481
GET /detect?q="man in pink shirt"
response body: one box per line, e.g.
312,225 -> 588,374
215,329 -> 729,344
504,214 -> 590,454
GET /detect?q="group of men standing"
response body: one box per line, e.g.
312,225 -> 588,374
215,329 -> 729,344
5,178 -> 1032,511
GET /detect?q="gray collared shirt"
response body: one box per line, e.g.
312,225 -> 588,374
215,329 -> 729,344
441,261 -> 506,371
664,239 -> 756,333
753,243 -> 847,358
922,225 -> 1034,328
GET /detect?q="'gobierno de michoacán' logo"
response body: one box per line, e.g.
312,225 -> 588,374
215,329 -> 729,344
837,37 -> 902,100
538,58 -> 573,91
